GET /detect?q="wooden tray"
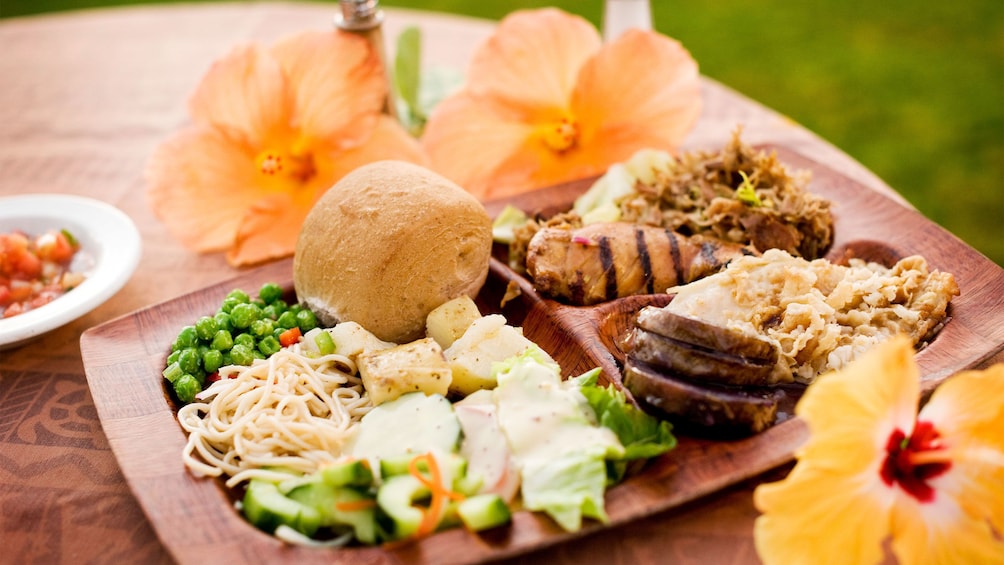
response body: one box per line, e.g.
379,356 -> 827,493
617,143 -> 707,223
81,145 -> 1004,564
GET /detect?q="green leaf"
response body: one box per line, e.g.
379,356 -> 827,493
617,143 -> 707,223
578,383 -> 677,464
735,170 -> 763,207
394,26 -> 422,119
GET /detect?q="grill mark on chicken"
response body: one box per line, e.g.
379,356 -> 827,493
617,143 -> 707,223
700,241 -> 722,270
665,229 -> 685,285
635,227 -> 655,294
598,235 -> 617,301
569,270 -> 586,305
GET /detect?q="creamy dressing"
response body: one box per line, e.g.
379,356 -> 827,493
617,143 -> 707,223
493,358 -> 623,468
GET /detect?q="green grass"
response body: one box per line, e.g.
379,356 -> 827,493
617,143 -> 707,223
4,0 -> 1002,265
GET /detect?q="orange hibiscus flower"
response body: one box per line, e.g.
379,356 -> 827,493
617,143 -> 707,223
421,8 -> 702,201
147,30 -> 425,267
754,336 -> 1004,565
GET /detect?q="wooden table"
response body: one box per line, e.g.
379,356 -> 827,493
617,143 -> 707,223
3,3 -> 999,563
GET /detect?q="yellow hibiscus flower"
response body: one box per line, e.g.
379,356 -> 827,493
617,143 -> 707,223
147,30 -> 425,267
754,335 -> 1004,565
420,8 -> 702,201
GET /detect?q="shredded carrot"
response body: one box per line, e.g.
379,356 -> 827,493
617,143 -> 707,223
334,499 -> 376,512
408,452 -> 465,537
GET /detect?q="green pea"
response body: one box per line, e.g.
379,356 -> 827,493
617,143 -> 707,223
230,303 -> 261,329
258,335 -> 281,356
195,316 -> 218,340
252,298 -> 266,309
261,304 -> 281,321
226,289 -> 250,304
259,282 -> 283,304
220,296 -> 242,314
252,349 -> 266,360
214,311 -> 233,332
234,333 -> 255,349
272,327 -> 286,341
178,347 -> 201,374
174,325 -> 198,350
211,329 -> 234,351
276,310 -> 298,330
191,367 -> 207,386
167,349 -> 181,366
230,343 -> 254,366
271,299 -> 288,313
203,349 -> 224,374
221,351 -> 233,367
250,318 -> 275,339
173,374 -> 200,404
296,309 -> 319,332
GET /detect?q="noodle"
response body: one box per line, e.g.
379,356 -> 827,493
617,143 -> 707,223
178,346 -> 372,488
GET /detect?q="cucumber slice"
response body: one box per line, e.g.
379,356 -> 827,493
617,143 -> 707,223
287,481 -> 379,545
243,479 -> 322,537
320,459 -> 374,488
329,488 -> 379,545
376,474 -> 430,540
457,493 -> 512,531
349,392 -> 461,463
379,452 -> 467,480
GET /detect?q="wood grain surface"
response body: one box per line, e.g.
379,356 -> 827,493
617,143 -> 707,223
4,3 -> 1003,564
80,145 -> 1004,563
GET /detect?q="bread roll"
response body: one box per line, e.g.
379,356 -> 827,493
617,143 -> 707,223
294,160 -> 492,343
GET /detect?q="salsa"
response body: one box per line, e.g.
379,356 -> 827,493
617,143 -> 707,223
0,229 -> 85,318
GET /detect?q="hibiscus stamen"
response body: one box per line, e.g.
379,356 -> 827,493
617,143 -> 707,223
255,149 -> 315,183
540,116 -> 580,152
880,420 -> 952,503
257,152 -> 284,176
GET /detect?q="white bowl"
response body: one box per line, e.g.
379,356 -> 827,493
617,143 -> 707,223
0,194 -> 141,349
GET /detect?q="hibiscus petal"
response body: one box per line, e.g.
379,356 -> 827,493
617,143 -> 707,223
226,193 -> 309,267
483,30 -> 698,197
916,364 -> 1004,543
146,126 -> 264,253
466,8 -> 600,118
795,335 -> 920,469
270,30 -> 384,148
188,44 -> 292,147
754,463 -> 893,565
316,115 -> 428,185
753,337 -> 923,565
889,486 -> 1004,565
481,137 -> 610,199
572,29 -> 701,153
421,92 -> 535,199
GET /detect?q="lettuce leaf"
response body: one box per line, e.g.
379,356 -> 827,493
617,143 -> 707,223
577,378 -> 677,474
492,351 -> 621,532
518,452 -> 609,532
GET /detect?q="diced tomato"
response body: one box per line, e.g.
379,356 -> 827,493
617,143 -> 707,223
0,229 -> 85,318
35,231 -> 76,262
15,252 -> 42,278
